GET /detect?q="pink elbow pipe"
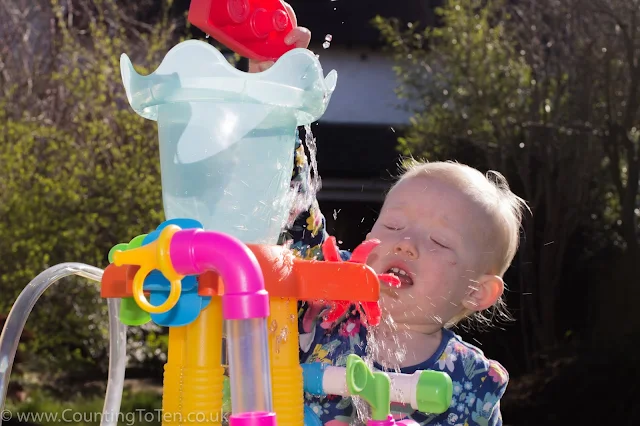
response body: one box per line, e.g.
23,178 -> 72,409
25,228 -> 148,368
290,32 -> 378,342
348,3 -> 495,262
168,229 -> 270,320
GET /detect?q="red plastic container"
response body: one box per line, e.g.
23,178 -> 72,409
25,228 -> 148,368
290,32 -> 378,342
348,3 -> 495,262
188,0 -> 296,61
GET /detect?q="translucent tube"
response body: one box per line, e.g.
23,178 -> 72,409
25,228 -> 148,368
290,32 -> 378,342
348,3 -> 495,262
101,295 -> 128,426
0,263 -> 128,426
226,318 -> 273,414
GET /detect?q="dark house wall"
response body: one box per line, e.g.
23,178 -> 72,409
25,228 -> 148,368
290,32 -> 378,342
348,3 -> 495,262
286,0 -> 441,48
174,0 -> 441,48
309,122 -> 406,250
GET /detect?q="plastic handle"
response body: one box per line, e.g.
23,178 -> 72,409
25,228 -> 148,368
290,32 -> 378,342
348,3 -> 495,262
415,370 -> 453,415
345,355 -> 391,421
112,225 -> 184,313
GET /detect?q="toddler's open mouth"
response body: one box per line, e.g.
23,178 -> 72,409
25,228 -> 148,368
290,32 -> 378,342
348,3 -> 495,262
385,266 -> 414,288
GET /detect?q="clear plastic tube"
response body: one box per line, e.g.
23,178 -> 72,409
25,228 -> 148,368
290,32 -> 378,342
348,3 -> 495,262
226,318 -> 273,414
0,263 -> 128,426
101,294 -> 128,426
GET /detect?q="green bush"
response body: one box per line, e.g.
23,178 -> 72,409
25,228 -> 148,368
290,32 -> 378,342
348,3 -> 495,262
0,0 -> 175,383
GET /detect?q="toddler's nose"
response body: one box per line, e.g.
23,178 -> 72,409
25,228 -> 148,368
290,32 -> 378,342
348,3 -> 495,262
393,239 -> 418,259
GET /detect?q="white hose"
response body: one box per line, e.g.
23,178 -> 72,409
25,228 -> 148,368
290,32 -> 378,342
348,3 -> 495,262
0,263 -> 128,426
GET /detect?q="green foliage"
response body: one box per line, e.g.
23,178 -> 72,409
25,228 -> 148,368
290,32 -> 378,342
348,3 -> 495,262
372,0 -> 640,353
374,0 -> 532,160
0,0 -> 175,380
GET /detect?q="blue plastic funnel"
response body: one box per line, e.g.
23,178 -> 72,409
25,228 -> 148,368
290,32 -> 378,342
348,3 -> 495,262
120,40 -> 337,244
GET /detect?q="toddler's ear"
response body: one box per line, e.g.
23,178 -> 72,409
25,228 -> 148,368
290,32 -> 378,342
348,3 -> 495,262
462,275 -> 504,312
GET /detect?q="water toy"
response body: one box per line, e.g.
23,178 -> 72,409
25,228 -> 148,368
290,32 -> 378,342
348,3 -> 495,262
100,219 -> 393,426
0,2 -> 453,426
120,38 -> 335,245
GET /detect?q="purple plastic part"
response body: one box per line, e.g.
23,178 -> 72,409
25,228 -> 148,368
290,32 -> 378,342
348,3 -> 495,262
395,419 -> 420,426
229,411 -> 277,426
368,416 -> 411,426
169,228 -> 270,319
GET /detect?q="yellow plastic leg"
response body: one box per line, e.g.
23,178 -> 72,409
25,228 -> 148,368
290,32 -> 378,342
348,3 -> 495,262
268,297 -> 304,426
163,326 -> 186,426
162,296 -> 225,426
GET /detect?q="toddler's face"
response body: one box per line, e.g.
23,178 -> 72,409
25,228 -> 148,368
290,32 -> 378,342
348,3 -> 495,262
366,175 -> 500,331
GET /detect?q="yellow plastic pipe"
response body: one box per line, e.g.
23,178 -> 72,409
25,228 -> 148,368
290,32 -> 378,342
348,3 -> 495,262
163,325 -> 185,425
268,297 -> 303,426
162,296 -> 225,426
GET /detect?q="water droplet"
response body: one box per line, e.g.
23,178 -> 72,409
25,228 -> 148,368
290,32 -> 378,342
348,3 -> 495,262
289,314 -> 296,323
325,34 -> 333,42
269,320 -> 278,333
322,41 -> 331,49
206,34 -> 210,39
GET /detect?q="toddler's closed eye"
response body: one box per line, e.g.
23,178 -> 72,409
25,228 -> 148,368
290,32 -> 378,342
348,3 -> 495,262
430,237 -> 449,249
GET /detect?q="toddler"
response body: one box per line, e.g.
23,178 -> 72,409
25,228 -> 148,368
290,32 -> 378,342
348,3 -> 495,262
292,159 -> 528,426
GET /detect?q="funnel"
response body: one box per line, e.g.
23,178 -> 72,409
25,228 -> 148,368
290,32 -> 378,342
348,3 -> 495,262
120,40 -> 337,243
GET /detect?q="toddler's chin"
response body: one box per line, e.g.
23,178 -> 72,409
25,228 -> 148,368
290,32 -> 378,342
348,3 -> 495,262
379,294 -> 405,319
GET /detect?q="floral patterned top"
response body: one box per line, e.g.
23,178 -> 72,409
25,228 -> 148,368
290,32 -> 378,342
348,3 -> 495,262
298,301 -> 509,426
280,132 -> 509,426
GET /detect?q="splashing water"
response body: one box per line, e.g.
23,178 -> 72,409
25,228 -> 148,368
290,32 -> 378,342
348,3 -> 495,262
323,34 -> 333,49
269,319 -> 278,334
350,313 -> 408,425
284,124 -> 322,232
366,314 -> 406,373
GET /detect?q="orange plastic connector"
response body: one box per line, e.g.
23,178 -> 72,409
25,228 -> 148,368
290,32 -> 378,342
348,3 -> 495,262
198,244 -> 380,302
101,264 -> 147,298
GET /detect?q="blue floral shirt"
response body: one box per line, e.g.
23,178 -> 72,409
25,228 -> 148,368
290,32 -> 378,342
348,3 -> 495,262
298,302 -> 509,426
281,132 -> 509,426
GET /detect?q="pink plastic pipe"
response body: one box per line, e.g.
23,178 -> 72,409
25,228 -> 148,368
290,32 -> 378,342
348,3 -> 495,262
168,229 -> 270,320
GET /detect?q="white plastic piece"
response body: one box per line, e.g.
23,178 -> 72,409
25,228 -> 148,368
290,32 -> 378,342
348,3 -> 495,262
322,366 -> 420,410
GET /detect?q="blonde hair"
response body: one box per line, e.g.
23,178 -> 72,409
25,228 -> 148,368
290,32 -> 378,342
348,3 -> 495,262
393,159 -> 530,328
